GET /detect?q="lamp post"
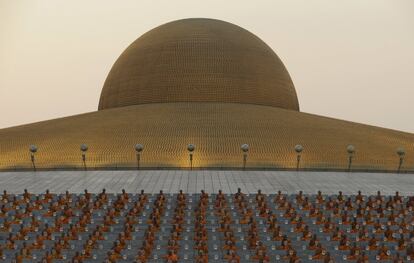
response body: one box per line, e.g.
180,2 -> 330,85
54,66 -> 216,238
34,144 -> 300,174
135,144 -> 144,170
80,144 -> 88,170
241,144 -> 249,170
187,144 -> 195,170
294,145 -> 303,171
397,147 -> 405,173
29,145 -> 37,171
347,145 -> 355,172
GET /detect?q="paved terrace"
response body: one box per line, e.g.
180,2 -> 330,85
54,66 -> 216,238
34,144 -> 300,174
0,170 -> 413,196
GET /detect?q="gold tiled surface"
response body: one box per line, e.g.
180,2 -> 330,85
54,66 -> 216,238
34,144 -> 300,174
0,103 -> 412,171
98,18 -> 299,111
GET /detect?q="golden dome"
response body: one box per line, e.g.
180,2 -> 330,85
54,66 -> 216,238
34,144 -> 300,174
1,18 -> 412,172
98,18 -> 299,111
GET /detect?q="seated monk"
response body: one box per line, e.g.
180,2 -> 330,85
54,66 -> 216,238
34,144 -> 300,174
346,243 -> 362,260
340,211 -> 351,225
20,242 -> 32,259
141,240 -> 153,257
387,211 -> 396,225
195,240 -> 208,252
338,234 -> 350,250
398,218 -> 409,233
177,189 -> 186,203
68,224 -> 79,240
194,231 -> 207,242
117,232 -> 127,247
223,231 -> 235,243
315,213 -> 327,225
311,243 -> 327,260
322,218 -> 334,233
23,189 -> 31,202
373,220 -> 384,233
135,249 -> 147,263
357,229 -> 369,242
309,205 -> 320,217
13,210 -> 26,223
283,248 -> 299,262
172,214 -> 183,225
95,226 -> 107,239
356,252 -> 369,263
30,234 -> 45,249
248,232 -> 259,249
0,205 -> 8,217
384,226 -> 395,241
42,251 -> 53,263
28,196 -> 44,212
123,227 -> 133,241
29,216 -> 40,231
84,189 -> 91,200
393,191 -> 402,203
278,235 -> 291,250
294,220 -> 305,233
44,189 -> 53,202
216,189 -> 225,200
367,235 -> 378,250
98,188 -> 108,202
16,224 -> 30,240
85,238 -> 97,251
302,197 -> 311,210
51,247 -> 63,260
170,231 -> 180,241
14,253 -> 23,263
396,234 -> 406,251
377,244 -> 391,260
302,226 -> 312,240
235,188 -> 245,199
316,191 -> 325,204
112,240 -> 123,258
72,251 -> 83,262
1,190 -> 9,202
224,249 -> 240,263
252,249 -> 270,262
323,252 -> 334,263
106,250 -> 118,263
331,227 -> 342,241
167,239 -> 179,252
196,249 -> 209,263
223,240 -> 236,251
43,202 -> 59,217
163,250 -> 178,263
138,190 -> 148,203
356,190 -> 364,203
120,215 -> 134,225
308,234 -> 319,250
5,238 -> 16,250
0,219 -> 11,232
144,229 -> 155,245
240,211 -> 252,225
57,235 -> 70,249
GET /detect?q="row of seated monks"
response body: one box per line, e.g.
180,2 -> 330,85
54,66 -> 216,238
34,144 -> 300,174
1,188 -> 414,262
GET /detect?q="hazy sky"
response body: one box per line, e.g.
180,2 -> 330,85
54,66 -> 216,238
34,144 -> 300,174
1,0 -> 413,132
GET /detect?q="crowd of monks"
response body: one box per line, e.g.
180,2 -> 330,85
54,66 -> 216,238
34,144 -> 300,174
0,188 -> 413,262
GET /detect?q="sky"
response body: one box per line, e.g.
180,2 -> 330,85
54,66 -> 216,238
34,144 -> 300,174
0,0 -> 413,132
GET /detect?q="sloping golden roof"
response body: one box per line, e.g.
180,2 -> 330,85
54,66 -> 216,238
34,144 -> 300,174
0,103 -> 412,171
98,18 -> 299,111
